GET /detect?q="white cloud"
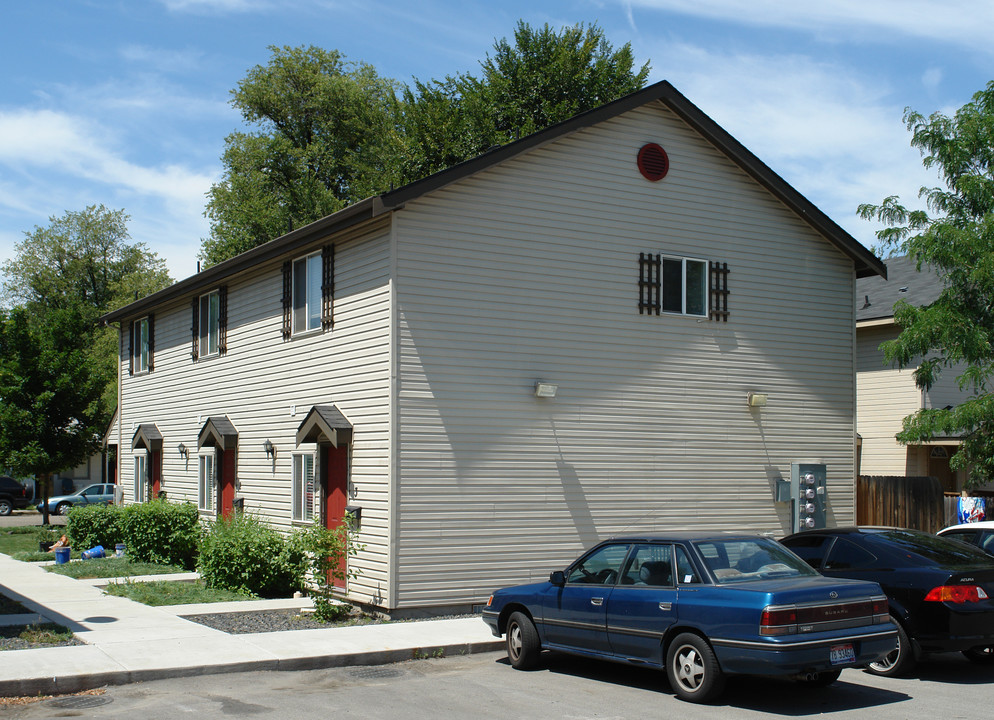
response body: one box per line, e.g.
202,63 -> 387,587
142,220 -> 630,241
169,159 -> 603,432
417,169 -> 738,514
624,0 -> 994,54
157,0 -> 272,12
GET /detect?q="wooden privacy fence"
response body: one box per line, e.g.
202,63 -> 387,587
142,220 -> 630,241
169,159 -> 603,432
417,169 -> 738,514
856,476 -> 944,533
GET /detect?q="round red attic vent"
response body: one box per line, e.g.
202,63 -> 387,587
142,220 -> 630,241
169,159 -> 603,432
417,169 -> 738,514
637,143 -> 669,181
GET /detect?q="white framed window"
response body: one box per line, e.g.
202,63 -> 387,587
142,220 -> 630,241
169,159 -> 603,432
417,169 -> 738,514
292,452 -> 315,522
199,453 -> 216,513
293,252 -> 322,334
199,290 -> 220,357
133,454 -> 148,503
134,316 -> 150,373
661,256 -> 707,316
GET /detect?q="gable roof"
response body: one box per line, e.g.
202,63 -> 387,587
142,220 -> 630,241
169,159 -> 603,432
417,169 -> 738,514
856,255 -> 944,324
102,80 -> 885,325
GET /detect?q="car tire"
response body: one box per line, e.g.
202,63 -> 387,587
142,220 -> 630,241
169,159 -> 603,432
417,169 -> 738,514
866,616 -> 914,677
796,669 -> 842,687
666,633 -> 725,703
0,499 -> 12,516
506,611 -> 541,670
56,502 -> 71,516
963,646 -> 994,664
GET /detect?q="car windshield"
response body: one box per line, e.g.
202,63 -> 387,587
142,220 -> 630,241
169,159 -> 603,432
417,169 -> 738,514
693,538 -> 817,583
865,529 -> 993,567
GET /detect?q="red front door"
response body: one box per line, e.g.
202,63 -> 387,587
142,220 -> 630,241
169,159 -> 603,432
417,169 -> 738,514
323,444 -> 349,588
218,448 -> 237,519
150,450 -> 161,498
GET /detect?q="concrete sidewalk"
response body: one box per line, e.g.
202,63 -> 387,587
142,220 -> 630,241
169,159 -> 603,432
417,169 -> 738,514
0,553 -> 502,697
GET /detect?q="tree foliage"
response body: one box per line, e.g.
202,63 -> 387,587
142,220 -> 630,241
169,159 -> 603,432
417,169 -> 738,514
0,306 -> 111,522
203,23 -> 651,266
1,205 -> 172,415
202,46 -> 405,266
858,81 -> 994,486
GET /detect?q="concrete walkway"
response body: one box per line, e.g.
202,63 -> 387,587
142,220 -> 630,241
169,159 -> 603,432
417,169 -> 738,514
0,553 -> 502,697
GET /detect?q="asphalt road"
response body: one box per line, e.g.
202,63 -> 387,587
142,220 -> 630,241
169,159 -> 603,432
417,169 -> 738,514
2,649 -> 992,719
0,511 -> 66,528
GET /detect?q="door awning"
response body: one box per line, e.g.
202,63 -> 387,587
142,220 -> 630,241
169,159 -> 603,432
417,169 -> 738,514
131,423 -> 163,452
198,416 -> 238,450
296,405 -> 353,447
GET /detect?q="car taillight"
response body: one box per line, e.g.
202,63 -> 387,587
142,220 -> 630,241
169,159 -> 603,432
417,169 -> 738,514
760,606 -> 797,636
872,597 -> 890,623
924,585 -> 990,603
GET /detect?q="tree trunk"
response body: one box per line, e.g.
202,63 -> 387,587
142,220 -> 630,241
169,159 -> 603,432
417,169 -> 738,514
39,472 -> 50,526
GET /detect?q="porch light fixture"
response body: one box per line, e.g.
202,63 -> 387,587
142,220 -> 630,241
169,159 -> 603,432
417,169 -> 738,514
534,382 -> 558,398
263,439 -> 275,458
747,392 -> 768,408
177,443 -> 188,458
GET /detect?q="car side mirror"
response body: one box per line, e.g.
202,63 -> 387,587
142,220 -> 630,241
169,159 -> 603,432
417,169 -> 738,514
549,570 -> 565,586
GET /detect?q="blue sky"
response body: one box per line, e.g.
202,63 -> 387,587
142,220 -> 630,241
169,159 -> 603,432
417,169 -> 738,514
1,0 -> 992,281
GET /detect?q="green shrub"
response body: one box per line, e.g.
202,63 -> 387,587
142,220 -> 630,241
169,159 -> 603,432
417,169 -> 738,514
67,504 -> 126,549
301,514 -> 365,622
66,500 -> 200,570
122,501 -> 200,569
197,513 -> 308,598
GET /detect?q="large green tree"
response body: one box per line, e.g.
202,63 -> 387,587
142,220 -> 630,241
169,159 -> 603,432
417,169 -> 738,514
1,205 -> 172,414
400,21 -> 651,182
858,80 -> 994,487
202,45 -> 405,266
0,306 -> 110,524
203,23 -> 651,266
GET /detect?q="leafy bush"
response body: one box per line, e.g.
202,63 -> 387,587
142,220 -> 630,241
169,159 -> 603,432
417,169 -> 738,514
66,500 -> 200,570
122,500 -> 200,569
197,513 -> 309,598
301,515 -> 365,622
67,504 -> 126,549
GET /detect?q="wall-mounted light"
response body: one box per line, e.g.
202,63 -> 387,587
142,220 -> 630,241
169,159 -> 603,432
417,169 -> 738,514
263,439 -> 275,458
534,382 -> 558,398
747,392 -> 768,408
178,443 -> 188,458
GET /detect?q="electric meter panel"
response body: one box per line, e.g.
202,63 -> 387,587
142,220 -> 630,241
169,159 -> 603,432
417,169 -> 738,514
790,462 -> 827,532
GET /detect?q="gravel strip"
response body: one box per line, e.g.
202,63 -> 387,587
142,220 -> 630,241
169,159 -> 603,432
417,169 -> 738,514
183,608 -> 381,634
0,625 -> 84,652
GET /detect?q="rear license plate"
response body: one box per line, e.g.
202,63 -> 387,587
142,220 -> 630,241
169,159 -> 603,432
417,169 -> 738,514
830,643 -> 855,665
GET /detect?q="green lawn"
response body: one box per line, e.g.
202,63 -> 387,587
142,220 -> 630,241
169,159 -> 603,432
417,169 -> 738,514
0,527 -> 50,557
103,580 -> 253,606
46,558 -> 185,579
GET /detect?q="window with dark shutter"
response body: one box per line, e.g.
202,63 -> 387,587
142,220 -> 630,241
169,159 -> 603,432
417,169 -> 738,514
128,320 -> 135,375
321,244 -> 334,330
191,297 -> 199,362
218,286 -> 228,356
147,313 -> 155,371
638,253 -> 661,315
709,262 -> 730,322
281,261 -> 292,341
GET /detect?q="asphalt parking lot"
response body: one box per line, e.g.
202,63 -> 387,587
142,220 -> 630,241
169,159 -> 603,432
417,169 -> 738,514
0,511 -> 66,528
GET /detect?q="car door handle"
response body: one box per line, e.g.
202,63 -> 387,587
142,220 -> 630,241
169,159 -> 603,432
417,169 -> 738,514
659,602 -> 672,611
590,597 -> 604,606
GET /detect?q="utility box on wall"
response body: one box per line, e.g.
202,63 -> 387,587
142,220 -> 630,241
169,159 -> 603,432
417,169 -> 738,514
791,462 -> 827,533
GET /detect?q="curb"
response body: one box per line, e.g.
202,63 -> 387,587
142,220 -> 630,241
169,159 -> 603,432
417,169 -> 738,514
0,638 -> 504,697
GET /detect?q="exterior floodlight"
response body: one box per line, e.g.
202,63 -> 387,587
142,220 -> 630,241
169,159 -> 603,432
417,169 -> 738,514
747,392 -> 768,407
534,382 -> 558,398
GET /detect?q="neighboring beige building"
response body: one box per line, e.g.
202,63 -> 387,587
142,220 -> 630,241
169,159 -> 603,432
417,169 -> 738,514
856,256 -> 974,491
102,81 -> 884,614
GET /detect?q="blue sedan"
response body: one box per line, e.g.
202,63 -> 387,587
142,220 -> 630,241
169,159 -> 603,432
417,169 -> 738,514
37,483 -> 116,515
483,532 -> 897,703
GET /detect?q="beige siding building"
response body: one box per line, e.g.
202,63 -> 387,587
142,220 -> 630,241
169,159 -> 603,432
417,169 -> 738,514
103,81 -> 884,614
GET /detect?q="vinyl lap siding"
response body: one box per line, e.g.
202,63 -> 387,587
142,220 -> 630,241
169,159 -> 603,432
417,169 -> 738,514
393,102 -> 858,608
117,220 -> 392,606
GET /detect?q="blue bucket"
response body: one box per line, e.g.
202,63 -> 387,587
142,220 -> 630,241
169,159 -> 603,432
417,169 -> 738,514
54,547 -> 71,564
81,545 -> 105,560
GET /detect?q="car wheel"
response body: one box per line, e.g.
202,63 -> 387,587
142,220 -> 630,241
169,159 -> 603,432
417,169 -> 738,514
506,611 -> 541,670
56,502 -> 71,516
795,669 -> 842,687
866,617 -> 914,677
0,499 -> 12,516
963,646 -> 994,664
666,633 -> 725,703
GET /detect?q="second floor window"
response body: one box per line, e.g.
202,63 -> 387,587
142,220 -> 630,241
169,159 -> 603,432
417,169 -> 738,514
200,290 -> 220,357
129,314 -> 154,375
293,252 -> 322,334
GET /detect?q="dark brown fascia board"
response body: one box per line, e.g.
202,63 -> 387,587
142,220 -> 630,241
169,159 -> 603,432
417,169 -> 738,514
100,197 -> 382,324
102,79 -> 885,325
